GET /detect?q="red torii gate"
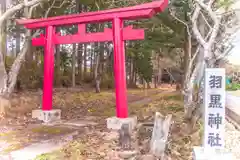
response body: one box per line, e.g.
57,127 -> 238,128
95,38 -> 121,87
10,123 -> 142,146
17,0 -> 168,119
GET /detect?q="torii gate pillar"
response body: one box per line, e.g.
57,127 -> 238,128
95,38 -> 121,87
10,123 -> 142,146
113,18 -> 128,118
42,26 -> 55,111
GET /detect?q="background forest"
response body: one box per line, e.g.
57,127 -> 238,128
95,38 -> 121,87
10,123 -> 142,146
0,0 -> 197,91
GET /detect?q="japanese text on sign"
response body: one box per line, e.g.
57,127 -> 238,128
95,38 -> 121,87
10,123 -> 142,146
204,68 -> 225,149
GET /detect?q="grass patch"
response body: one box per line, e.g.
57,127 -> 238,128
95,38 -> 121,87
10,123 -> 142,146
31,126 -> 72,135
161,93 -> 183,101
0,131 -> 17,137
87,104 -> 116,117
127,88 -> 158,94
34,140 -> 86,160
34,152 -> 61,160
53,91 -> 114,108
81,91 -> 113,102
1,142 -> 24,154
0,131 -> 21,144
167,105 -> 183,112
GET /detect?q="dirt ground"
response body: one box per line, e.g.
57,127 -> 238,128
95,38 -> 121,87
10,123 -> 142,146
0,86 -> 201,160
228,90 -> 240,96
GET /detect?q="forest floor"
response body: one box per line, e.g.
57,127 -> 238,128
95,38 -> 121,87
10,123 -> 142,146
0,85 -> 202,160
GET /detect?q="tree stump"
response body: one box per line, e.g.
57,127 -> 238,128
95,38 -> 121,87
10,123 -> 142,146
150,112 -> 172,159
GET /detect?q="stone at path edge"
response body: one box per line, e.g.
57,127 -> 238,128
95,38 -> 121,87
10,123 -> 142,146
106,116 -> 137,131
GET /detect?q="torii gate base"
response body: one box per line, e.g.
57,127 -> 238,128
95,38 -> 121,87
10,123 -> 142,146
32,108 -> 61,123
18,0 -> 168,126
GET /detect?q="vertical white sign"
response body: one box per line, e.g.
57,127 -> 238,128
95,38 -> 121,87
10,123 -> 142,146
204,68 -> 225,149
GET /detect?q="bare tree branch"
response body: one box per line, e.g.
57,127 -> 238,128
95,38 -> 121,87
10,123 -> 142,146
0,0 -> 49,95
192,2 -> 206,45
196,0 -> 221,52
183,0 -> 226,120
169,8 -> 192,58
0,0 -> 47,26
200,11 -> 212,30
7,2 -> 42,95
0,0 -> 66,95
33,0 -> 67,38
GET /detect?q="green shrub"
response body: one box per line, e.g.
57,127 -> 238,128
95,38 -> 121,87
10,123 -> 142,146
226,83 -> 240,91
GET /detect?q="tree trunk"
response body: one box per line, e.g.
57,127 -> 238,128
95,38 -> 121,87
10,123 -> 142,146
183,34 -> 190,87
77,44 -> 83,80
0,2 -> 7,94
0,0 -> 46,117
143,80 -> 148,96
147,82 -> 151,89
0,0 -> 7,60
90,44 -> 93,79
75,0 -> 82,82
126,56 -> 129,86
26,37 -> 33,61
99,43 -> 104,74
15,27 -> 21,57
8,37 -> 32,94
158,69 -> 162,85
183,14 -> 206,131
154,75 -> 157,88
157,56 -> 162,85
106,43 -> 113,74
130,57 -> 134,87
55,45 -> 61,86
95,52 -> 100,93
72,44 -> 76,87
133,70 -> 137,85
83,44 -> 87,80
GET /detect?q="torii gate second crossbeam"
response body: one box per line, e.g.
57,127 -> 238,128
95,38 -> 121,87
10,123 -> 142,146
16,0 -> 168,120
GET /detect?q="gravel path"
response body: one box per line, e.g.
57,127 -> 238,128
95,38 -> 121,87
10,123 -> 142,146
225,121 -> 240,159
226,92 -> 240,159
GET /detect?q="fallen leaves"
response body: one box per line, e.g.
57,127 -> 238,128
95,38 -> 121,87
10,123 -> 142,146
0,88 -> 201,160
31,126 -> 73,135
48,89 -> 200,160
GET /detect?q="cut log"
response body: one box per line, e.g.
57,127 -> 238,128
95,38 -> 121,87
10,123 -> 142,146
150,112 -> 172,158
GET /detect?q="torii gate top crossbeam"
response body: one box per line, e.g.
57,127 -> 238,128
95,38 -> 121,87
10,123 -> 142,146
16,0 -> 168,29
